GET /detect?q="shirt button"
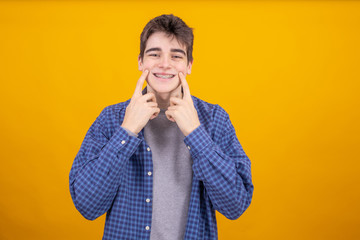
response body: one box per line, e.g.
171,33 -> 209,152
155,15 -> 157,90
145,226 -> 150,231
148,171 -> 152,176
121,140 -> 126,144
187,145 -> 191,150
147,147 -> 151,151
146,198 -> 151,203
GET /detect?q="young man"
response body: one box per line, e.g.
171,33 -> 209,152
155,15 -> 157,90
69,14 -> 254,240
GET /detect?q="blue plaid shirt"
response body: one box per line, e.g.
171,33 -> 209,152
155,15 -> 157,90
69,89 -> 254,240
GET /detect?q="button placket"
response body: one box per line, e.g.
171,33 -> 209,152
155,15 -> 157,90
144,145 -> 152,234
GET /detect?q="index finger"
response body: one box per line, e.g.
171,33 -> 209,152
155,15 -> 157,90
179,72 -> 191,100
133,70 -> 149,97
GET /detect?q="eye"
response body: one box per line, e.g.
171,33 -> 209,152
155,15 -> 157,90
149,53 -> 159,57
172,55 -> 183,59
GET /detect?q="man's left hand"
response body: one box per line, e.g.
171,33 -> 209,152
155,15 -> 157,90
165,72 -> 201,136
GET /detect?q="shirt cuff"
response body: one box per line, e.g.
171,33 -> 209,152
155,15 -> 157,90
104,126 -> 142,159
121,126 -> 139,138
183,124 -> 213,157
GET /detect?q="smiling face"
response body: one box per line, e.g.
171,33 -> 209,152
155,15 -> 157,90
138,31 -> 192,94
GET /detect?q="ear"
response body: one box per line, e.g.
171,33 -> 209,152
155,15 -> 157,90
138,55 -> 143,71
186,60 -> 193,74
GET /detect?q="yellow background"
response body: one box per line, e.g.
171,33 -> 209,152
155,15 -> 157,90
1,0 -> 359,239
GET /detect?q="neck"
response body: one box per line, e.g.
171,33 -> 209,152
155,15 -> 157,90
146,85 -> 183,110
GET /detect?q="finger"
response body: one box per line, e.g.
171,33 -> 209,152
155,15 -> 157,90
150,108 -> 160,120
169,97 -> 182,106
165,110 -> 176,122
169,90 -> 181,107
133,70 -> 149,97
179,72 -> 191,100
146,101 -> 158,107
142,92 -> 156,103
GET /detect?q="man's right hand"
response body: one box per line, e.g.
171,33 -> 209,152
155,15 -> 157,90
121,70 -> 160,135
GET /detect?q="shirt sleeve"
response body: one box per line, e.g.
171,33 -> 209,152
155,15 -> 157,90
69,106 -> 142,220
183,105 -> 254,220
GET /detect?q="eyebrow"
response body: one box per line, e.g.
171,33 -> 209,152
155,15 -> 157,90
145,47 -> 186,56
145,48 -> 161,53
171,49 -> 186,56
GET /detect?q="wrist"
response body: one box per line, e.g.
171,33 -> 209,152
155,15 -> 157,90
121,124 -> 138,135
185,123 -> 201,137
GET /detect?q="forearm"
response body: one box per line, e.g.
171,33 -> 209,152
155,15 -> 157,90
70,126 -> 141,220
184,125 -> 254,220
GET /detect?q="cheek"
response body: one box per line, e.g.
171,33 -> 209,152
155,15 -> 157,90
175,63 -> 188,73
141,58 -> 154,69
143,62 -> 152,70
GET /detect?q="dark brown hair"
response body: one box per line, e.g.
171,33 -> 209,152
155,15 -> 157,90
139,14 -> 194,64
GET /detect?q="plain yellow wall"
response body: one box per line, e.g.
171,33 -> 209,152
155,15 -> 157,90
1,1 -> 359,239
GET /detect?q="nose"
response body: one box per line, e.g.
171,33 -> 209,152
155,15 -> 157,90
158,56 -> 171,69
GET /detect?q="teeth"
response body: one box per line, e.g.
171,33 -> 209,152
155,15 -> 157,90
154,73 -> 175,79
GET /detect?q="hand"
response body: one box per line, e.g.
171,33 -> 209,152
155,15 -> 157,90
121,70 -> 160,135
165,72 -> 201,136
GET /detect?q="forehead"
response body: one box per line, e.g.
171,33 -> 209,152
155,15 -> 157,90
145,32 -> 186,51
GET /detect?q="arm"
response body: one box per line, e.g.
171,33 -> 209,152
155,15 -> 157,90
69,71 -> 159,220
184,105 -> 254,220
69,106 -> 142,220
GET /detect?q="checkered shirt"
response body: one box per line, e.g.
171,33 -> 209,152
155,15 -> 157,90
69,90 -> 254,240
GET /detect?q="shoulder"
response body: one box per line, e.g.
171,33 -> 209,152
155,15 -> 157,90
192,95 -> 229,122
191,95 -> 231,137
93,99 -> 131,136
98,100 -> 130,119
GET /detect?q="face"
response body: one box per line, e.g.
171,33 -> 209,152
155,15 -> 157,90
138,31 -> 192,94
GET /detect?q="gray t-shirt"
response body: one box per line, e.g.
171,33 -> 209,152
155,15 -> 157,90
145,109 -> 193,240
123,108 -> 193,240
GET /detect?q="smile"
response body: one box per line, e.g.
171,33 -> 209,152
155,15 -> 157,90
153,73 -> 176,79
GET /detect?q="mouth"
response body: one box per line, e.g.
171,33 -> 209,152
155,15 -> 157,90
153,73 -> 176,80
